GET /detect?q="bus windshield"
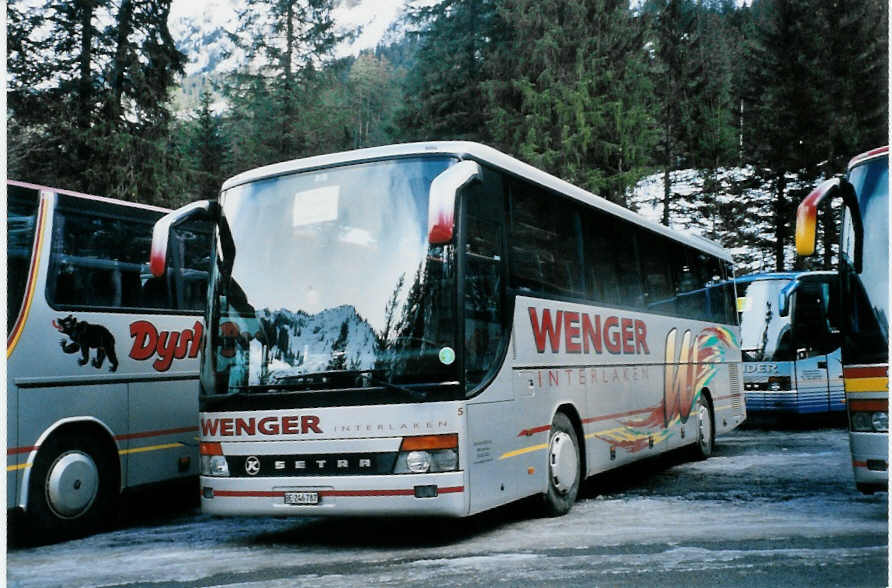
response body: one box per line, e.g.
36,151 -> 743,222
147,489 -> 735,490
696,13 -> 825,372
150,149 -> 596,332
841,155 -> 889,365
738,278 -> 794,362
205,156 -> 459,399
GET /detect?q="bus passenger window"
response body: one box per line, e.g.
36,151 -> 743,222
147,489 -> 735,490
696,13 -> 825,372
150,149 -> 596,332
509,180 -> 583,298
465,215 -> 504,390
639,231 -> 675,314
7,186 -> 40,334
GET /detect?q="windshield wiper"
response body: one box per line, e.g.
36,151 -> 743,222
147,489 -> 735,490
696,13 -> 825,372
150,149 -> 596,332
274,369 -> 428,400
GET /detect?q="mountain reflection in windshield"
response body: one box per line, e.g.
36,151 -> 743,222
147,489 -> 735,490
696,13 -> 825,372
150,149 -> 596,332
207,156 -> 459,394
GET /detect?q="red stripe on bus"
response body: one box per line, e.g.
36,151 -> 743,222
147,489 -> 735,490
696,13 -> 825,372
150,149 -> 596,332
843,366 -> 888,378
582,407 -> 656,424
7,445 -> 39,456
8,425 -> 197,455
519,407 -> 658,437
518,425 -> 551,437
214,490 -> 284,498
213,486 -> 464,498
848,400 -> 888,412
115,426 -> 198,441
852,460 -> 867,468
848,146 -> 888,169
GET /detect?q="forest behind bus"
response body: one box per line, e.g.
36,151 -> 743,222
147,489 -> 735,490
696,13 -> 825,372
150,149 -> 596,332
7,0 -> 887,274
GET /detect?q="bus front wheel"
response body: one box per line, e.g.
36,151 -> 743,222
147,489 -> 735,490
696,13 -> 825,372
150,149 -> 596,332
541,412 -> 580,516
690,393 -> 715,460
26,431 -> 118,543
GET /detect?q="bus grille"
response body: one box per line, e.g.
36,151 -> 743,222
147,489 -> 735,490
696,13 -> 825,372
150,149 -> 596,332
729,364 -> 743,408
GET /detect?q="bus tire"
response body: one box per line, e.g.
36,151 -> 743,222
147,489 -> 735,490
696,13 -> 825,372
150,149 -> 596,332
26,431 -> 119,543
541,412 -> 580,517
690,393 -> 715,460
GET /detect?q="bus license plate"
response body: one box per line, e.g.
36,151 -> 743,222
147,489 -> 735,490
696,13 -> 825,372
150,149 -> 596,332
284,492 -> 319,505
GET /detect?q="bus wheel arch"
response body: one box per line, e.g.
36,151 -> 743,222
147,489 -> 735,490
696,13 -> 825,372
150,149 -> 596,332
690,388 -> 715,460
541,405 -> 584,517
25,420 -> 121,543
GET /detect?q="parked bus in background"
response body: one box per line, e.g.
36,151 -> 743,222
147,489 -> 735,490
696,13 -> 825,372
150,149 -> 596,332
7,181 -> 210,542
152,142 -> 745,519
735,271 -> 843,417
796,146 -> 889,494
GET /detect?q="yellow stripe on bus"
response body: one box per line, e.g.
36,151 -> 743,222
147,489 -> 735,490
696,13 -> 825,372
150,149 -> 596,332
844,377 -> 889,393
498,443 -> 548,460
119,442 -> 184,455
6,442 -> 184,471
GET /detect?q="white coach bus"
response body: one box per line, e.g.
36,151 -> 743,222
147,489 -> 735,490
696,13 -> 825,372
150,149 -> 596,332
6,181 -> 209,541
151,142 -> 745,518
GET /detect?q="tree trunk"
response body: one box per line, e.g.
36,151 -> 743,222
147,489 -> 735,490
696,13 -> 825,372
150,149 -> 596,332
773,172 -> 787,271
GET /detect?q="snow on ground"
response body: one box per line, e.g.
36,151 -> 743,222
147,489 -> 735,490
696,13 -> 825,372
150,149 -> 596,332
7,429 -> 886,588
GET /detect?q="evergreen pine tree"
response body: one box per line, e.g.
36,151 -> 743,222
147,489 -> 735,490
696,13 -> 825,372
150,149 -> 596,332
745,0 -> 828,271
222,0 -> 348,170
396,0 -> 501,142
188,89 -> 230,201
486,0 -> 655,204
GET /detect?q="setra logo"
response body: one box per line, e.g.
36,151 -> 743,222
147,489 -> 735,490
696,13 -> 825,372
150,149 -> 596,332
244,456 -> 261,476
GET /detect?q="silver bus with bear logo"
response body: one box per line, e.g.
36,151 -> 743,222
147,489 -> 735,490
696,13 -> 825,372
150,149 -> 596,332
6,181 -> 210,542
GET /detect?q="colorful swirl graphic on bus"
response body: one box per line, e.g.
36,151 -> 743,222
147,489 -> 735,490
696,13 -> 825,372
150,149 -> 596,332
595,326 -> 738,452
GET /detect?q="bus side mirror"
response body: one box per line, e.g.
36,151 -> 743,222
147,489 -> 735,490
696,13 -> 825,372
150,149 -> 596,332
795,176 -> 863,272
796,178 -> 839,256
150,200 -> 219,277
428,160 -> 482,245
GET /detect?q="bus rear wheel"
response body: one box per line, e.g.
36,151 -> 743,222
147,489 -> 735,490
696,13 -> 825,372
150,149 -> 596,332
541,412 -> 580,516
690,394 -> 714,460
26,431 -> 118,543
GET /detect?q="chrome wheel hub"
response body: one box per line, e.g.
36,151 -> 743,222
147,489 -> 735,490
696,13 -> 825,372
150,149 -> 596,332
698,404 -> 712,452
549,431 -> 578,495
45,450 -> 99,519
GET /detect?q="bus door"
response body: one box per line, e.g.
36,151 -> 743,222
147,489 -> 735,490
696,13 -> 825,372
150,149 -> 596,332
790,280 -> 839,414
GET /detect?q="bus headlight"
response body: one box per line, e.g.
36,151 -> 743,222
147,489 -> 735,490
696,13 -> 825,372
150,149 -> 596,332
200,442 -> 230,476
871,412 -> 889,432
406,451 -> 432,473
852,412 -> 889,432
768,376 -> 791,391
393,434 -> 459,474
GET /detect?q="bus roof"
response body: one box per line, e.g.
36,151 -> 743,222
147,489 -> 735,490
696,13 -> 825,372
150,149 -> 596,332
221,142 -> 732,261
734,270 -> 837,284
848,146 -> 888,170
7,180 -> 172,214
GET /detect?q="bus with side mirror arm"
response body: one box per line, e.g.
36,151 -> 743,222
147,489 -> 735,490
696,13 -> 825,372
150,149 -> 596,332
151,142 -> 745,518
735,271 -> 843,417
6,181 -> 210,542
795,146 -> 889,494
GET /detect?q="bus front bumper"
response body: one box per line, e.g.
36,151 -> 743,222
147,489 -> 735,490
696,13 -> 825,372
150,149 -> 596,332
850,431 -> 888,490
200,471 -> 468,517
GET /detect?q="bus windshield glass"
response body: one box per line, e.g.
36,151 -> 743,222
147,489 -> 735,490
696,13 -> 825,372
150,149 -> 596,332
206,156 -> 459,399
841,155 -> 889,364
738,278 -> 794,362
